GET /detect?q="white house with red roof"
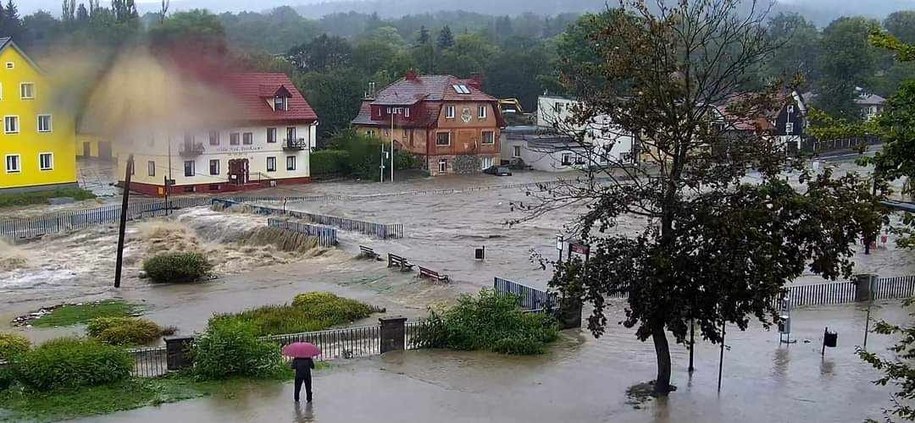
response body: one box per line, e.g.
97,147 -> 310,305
117,73 -> 318,196
352,71 -> 505,175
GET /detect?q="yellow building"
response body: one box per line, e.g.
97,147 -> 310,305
0,37 -> 78,193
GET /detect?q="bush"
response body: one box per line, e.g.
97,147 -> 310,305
0,333 -> 30,361
410,290 -> 560,355
193,321 -> 282,380
14,338 -> 132,391
0,366 -> 13,391
142,252 -> 213,284
211,292 -> 382,336
86,317 -> 173,346
310,150 -> 351,175
0,188 -> 96,208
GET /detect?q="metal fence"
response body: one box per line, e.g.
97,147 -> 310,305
873,275 -> 915,301
267,218 -> 338,247
783,281 -> 857,307
493,277 -> 558,311
130,345 -> 169,377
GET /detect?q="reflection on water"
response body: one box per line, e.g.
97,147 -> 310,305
294,402 -> 315,423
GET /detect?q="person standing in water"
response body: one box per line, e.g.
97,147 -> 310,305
292,357 -> 315,402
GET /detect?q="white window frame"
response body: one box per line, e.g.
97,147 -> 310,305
20,82 -> 35,100
286,156 -> 296,171
38,153 -> 54,171
37,114 -> 52,133
561,153 -> 572,166
785,122 -> 795,135
438,159 -> 447,173
5,154 -> 20,173
267,156 -> 277,172
479,105 -> 487,119
267,128 -> 277,143
404,108 -> 410,118
436,132 -> 451,146
209,159 -> 219,176
512,145 -> 521,158
148,160 -> 156,177
4,115 -> 18,134
481,131 -> 495,144
445,105 -> 455,119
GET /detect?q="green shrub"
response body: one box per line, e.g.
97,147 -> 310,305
410,290 -> 559,355
210,292 -> 382,336
86,317 -> 173,346
0,188 -> 96,209
0,333 -> 30,361
310,149 -> 351,175
142,252 -> 213,284
14,338 -> 132,391
0,366 -> 13,391
193,321 -> 282,380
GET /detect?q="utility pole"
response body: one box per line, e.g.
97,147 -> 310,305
391,109 -> 396,183
166,135 -> 173,215
114,154 -> 134,288
380,143 -> 385,183
688,318 -> 695,373
717,322 -> 725,393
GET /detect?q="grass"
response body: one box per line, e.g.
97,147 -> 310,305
209,292 -> 383,336
0,188 -> 96,209
30,300 -> 142,328
0,364 -> 331,422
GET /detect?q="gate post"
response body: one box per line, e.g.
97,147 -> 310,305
164,336 -> 195,371
557,296 -> 583,330
379,317 -> 407,354
855,274 -> 878,302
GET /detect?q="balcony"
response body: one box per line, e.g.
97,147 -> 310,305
178,142 -> 205,157
284,138 -> 307,151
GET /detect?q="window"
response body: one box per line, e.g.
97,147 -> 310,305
478,105 -> 487,119
445,105 -> 455,119
209,159 -> 219,176
267,128 -> 277,143
274,96 -> 287,111
208,131 -> 220,146
5,155 -> 20,173
4,116 -> 18,134
436,132 -> 450,146
561,153 -> 572,166
575,155 -> 586,165
620,152 -> 632,163
286,156 -> 296,171
512,145 -> 521,158
366,129 -> 376,138
39,153 -> 54,170
404,108 -> 410,118
20,83 -> 34,99
5,62 -> 12,69
230,132 -> 240,145
785,122 -> 795,135
451,84 -> 471,94
243,132 -> 253,145
147,160 -> 155,176
438,159 -> 447,173
266,156 -> 277,172
554,102 -> 564,113
286,127 -> 296,142
482,131 -> 494,144
37,115 -> 52,132
481,157 -> 494,170
184,160 -> 195,177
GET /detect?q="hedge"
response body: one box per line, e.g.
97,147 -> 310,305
14,338 -> 132,391
310,150 -> 351,175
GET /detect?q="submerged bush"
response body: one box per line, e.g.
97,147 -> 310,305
0,333 -> 30,361
86,317 -> 174,346
210,292 -> 382,336
142,252 -> 213,284
193,321 -> 282,380
14,338 -> 132,391
411,289 -> 559,355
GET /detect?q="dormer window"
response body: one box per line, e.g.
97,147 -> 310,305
274,96 -> 288,111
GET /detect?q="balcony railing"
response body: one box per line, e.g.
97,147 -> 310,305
284,138 -> 307,151
179,142 -> 205,157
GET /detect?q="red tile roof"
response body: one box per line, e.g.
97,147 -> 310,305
351,101 -> 443,128
219,73 -> 317,124
372,75 -> 497,105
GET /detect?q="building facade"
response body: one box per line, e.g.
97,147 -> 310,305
501,126 -> 595,172
0,38 -> 78,193
536,96 -> 637,166
116,73 -> 318,196
352,71 -> 505,175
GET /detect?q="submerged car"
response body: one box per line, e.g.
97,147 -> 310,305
484,166 -> 513,176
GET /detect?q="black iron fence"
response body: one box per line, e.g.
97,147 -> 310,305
493,277 -> 558,311
130,345 -> 168,377
266,325 -> 381,360
267,218 -> 338,247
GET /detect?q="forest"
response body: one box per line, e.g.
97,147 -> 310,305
2,0 -> 915,141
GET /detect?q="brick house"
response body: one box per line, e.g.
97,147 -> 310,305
352,71 -> 506,175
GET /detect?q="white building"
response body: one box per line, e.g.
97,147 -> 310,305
117,73 -> 318,196
535,96 -> 636,165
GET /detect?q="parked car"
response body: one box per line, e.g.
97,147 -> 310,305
484,166 -> 512,176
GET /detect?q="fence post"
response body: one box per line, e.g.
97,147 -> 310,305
379,317 -> 407,354
164,336 -> 195,371
855,274 -> 877,302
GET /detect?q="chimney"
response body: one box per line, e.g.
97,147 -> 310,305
468,73 -> 484,90
405,69 -> 419,81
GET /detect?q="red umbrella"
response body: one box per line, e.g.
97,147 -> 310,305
282,342 -> 321,358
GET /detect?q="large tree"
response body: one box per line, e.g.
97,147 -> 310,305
816,17 -> 882,119
762,13 -> 821,86
537,0 -> 879,396
286,34 -> 352,73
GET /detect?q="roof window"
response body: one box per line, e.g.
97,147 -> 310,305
452,84 -> 471,94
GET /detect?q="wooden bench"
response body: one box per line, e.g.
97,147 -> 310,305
359,245 -> 381,260
387,253 -> 414,272
418,266 -> 449,283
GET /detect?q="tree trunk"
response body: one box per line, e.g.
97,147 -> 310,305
652,322 -> 672,395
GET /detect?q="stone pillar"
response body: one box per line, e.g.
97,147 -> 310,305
855,274 -> 878,302
165,336 -> 195,371
379,317 -> 407,354
557,297 -> 583,330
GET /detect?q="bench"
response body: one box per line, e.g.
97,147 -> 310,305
359,245 -> 381,260
418,266 -> 449,283
387,253 -> 414,272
